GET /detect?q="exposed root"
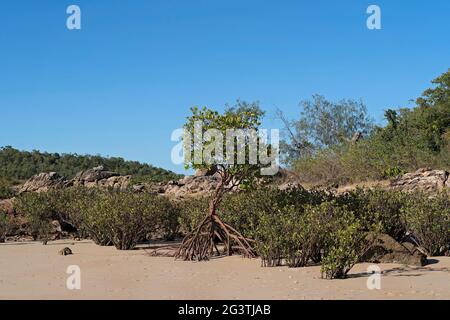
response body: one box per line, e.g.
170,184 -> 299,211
175,214 -> 256,261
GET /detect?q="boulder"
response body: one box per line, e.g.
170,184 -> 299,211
0,198 -> 15,214
51,220 -> 62,233
362,233 -> 427,267
72,165 -> 119,183
390,168 -> 449,192
58,247 -> 73,256
132,184 -> 146,192
71,166 -> 131,190
162,174 -> 220,198
194,167 -> 217,177
18,172 -> 67,193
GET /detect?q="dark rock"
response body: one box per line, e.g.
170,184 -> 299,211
362,233 -> 427,266
58,247 -> 73,256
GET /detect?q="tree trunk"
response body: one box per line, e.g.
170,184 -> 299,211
174,175 -> 255,261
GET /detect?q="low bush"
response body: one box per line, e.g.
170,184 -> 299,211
178,196 -> 209,235
253,200 -> 368,278
253,208 -> 285,267
340,188 -> 407,241
320,219 -> 365,279
47,187 -> 100,237
0,211 -> 17,242
14,193 -> 55,243
401,192 -> 450,256
177,187 -> 325,239
82,191 -> 178,250
219,186 -> 330,240
15,188 -> 180,248
0,177 -> 15,199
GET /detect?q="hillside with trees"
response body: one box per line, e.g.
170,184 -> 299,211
0,146 -> 182,184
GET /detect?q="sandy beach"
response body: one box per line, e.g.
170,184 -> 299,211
0,240 -> 449,300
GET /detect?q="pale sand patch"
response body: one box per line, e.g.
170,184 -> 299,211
1,240 -> 450,300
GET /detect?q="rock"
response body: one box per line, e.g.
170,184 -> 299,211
278,181 -> 303,191
0,198 -> 15,214
18,172 -> 67,193
194,169 -> 209,177
72,165 -> 119,183
58,247 -> 73,256
390,168 -> 449,193
71,166 -> 131,190
271,168 -> 303,191
162,174 -> 220,198
362,233 -> 427,267
51,220 -> 62,233
132,184 -> 146,192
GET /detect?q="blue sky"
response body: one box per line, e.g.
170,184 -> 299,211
1,0 -> 449,174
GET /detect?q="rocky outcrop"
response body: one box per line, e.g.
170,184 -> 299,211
362,233 -> 427,267
390,168 -> 449,192
0,198 -> 15,214
156,170 -> 220,198
18,166 -> 132,193
18,172 -> 68,193
151,168 -> 305,198
70,166 -> 131,190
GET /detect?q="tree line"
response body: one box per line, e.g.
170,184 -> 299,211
0,146 -> 181,183
279,68 -> 450,184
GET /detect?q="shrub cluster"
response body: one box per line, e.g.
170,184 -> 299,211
179,186 -> 450,278
15,188 -> 179,249
0,211 -> 17,242
0,177 -> 15,200
401,192 -> 450,256
12,184 -> 450,279
15,192 -> 55,243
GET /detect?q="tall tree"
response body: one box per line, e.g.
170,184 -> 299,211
175,102 -> 275,261
278,95 -> 374,164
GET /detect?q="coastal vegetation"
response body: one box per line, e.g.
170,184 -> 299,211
2,69 -> 450,279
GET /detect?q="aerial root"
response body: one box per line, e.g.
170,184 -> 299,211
175,214 -> 256,261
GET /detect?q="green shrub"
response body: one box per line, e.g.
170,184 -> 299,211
320,220 -> 365,279
280,205 -> 325,267
75,191 -> 112,246
178,196 -> 209,235
340,188 -> 408,241
14,193 -> 55,243
253,207 -> 285,267
0,177 -> 15,199
383,166 -> 407,179
82,191 -> 178,250
299,201 -> 368,279
401,192 -> 450,256
219,188 -> 281,239
47,187 -> 105,238
252,199 -> 367,275
218,187 -> 330,240
0,211 -> 17,242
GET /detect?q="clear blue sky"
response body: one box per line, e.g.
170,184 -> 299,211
1,0 -> 449,174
